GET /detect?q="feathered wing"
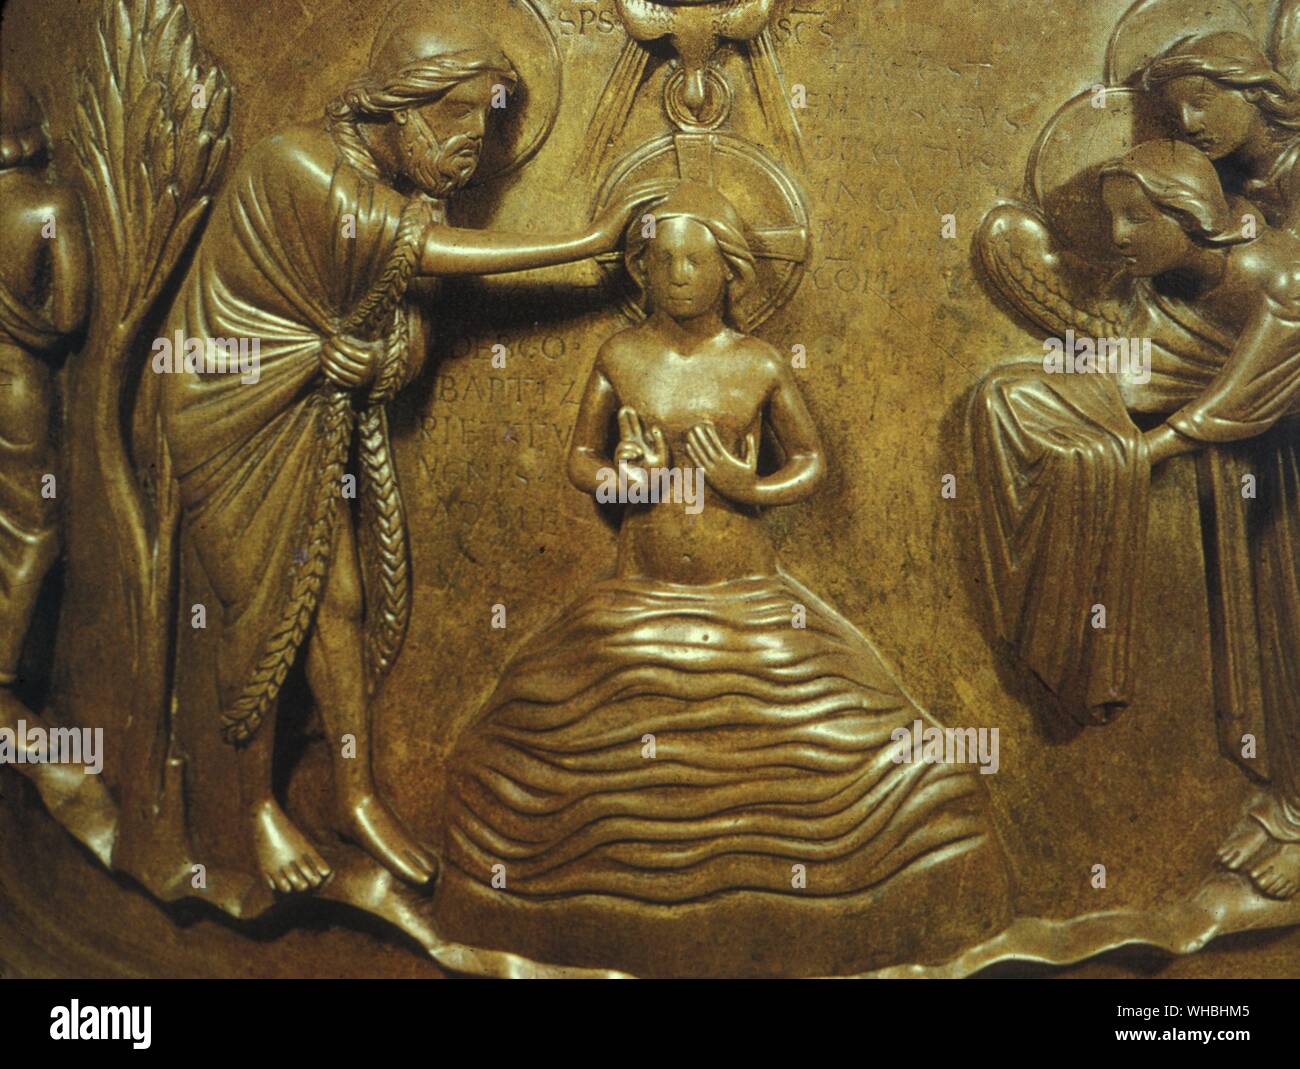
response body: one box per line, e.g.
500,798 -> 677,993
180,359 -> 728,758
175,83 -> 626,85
1270,0 -> 1300,88
64,0 -> 232,874
975,203 -> 1128,339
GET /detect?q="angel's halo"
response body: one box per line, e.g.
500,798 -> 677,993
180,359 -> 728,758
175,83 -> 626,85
1027,87 -> 1170,263
1104,0 -> 1257,85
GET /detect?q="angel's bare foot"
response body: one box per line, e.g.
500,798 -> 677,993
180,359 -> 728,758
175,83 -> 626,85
1216,814 -> 1271,871
1248,842 -> 1300,900
338,793 -> 437,886
249,798 -> 331,893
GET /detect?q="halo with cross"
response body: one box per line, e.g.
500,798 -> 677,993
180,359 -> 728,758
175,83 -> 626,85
591,131 -> 811,329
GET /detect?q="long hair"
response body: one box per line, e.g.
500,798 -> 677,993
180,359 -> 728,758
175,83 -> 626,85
1099,138 -> 1255,246
624,181 -> 759,330
1141,31 -> 1300,132
325,51 -> 516,179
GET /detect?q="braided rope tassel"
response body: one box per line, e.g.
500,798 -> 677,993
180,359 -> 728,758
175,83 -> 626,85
345,198 -> 431,337
220,388 -> 354,744
218,196 -> 432,744
357,404 -> 410,692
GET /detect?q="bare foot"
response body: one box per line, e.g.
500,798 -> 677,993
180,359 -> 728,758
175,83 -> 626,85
1248,842 -> 1300,900
338,793 -> 437,886
1216,814 -> 1271,871
28,760 -> 118,866
0,692 -> 116,866
249,798 -> 332,893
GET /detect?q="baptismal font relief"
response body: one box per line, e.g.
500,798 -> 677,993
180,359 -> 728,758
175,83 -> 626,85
2,0 -> 1299,979
2,0 -> 669,974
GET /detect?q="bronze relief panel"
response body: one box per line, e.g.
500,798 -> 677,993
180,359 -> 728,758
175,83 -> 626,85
0,0 -> 1297,979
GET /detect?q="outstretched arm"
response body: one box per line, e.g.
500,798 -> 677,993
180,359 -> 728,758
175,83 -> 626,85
420,184 -> 668,277
420,223 -> 601,276
1157,279 -> 1300,456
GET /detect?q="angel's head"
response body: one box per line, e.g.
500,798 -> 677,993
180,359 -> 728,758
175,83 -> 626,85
1141,32 -> 1300,159
1100,139 -> 1251,277
0,72 -> 46,171
327,4 -> 516,197
623,181 -> 758,328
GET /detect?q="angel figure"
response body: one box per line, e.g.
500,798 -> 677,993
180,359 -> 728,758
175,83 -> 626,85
1141,15 -> 1300,235
1101,141 -> 1300,900
975,136 -> 1300,900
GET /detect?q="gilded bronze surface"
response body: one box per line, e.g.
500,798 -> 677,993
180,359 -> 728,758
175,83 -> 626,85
0,0 -> 1298,979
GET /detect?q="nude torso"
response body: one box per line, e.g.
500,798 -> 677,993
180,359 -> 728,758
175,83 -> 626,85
600,321 -> 781,585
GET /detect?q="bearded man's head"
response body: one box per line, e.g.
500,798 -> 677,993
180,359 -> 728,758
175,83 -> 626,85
327,3 -> 517,196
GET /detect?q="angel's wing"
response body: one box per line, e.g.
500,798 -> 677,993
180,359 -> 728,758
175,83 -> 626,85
1269,0 -> 1300,88
975,203 -> 1128,339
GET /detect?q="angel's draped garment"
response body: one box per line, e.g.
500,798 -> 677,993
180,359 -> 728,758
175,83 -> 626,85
972,260 -> 1300,843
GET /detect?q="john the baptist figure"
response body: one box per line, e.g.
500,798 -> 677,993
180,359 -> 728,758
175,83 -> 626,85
156,2 -> 655,896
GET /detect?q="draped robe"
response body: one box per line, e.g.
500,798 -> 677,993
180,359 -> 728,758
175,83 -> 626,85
972,264 -> 1300,840
158,124 -> 440,743
0,274 -> 63,682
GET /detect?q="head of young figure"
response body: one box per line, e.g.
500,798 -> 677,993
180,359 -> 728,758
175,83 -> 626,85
1100,138 -> 1250,277
328,4 -> 517,197
624,181 -> 759,328
1142,32 -> 1300,160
